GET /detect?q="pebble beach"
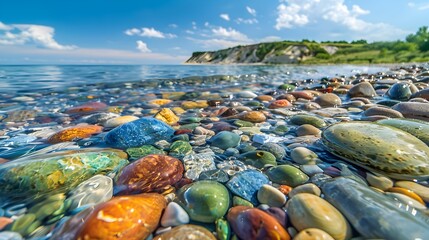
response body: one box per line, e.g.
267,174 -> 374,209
0,64 -> 428,240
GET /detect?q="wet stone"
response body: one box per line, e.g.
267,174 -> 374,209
66,174 -> 113,210
126,145 -> 166,159
153,224 -> 216,240
226,169 -> 269,205
183,153 -> 216,180
208,131 -> 241,150
238,150 -> 277,168
198,169 -> 229,183
266,165 -> 309,187
258,142 -> 286,161
290,114 -> 326,128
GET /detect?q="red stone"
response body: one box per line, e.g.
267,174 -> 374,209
115,154 -> 184,195
66,102 -> 107,114
227,206 -> 290,240
269,99 -> 292,109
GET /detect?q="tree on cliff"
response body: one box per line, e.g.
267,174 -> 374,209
406,26 -> 429,51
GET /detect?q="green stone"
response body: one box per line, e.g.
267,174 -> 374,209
216,218 -> 231,240
169,140 -> 193,158
176,180 -> 230,223
29,193 -> 66,221
232,196 -> 254,207
179,123 -> 200,130
266,165 -> 309,187
278,84 -> 296,91
377,118 -> 429,146
0,148 -> 128,196
322,122 -> 429,180
233,120 -> 254,127
126,145 -> 165,159
239,151 -> 277,169
290,115 -> 326,128
273,125 -> 289,135
9,213 -> 41,237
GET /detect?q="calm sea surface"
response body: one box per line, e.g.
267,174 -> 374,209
0,65 -> 390,93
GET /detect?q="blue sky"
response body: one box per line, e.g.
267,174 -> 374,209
1,0 -> 428,64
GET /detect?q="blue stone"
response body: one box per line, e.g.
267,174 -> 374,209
226,170 -> 269,205
105,118 -> 174,149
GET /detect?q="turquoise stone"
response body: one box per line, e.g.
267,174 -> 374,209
105,117 -> 174,149
209,131 -> 241,150
176,180 -> 230,223
226,170 -> 269,205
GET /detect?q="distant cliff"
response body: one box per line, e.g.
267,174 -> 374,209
185,41 -> 338,64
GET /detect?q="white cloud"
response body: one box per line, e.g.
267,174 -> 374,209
260,36 -> 283,42
136,40 -> 151,53
212,27 -> 251,41
192,21 -> 197,30
185,30 -> 195,35
124,27 -> 176,38
236,18 -> 258,24
220,14 -> 230,21
169,24 -> 178,28
0,22 -> 75,50
275,0 -> 408,41
246,6 -> 257,16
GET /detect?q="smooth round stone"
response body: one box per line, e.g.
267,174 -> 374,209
115,154 -> 184,195
278,84 -> 296,91
233,120 -> 254,127
395,181 -> 429,203
154,224 -> 216,240
392,102 -> 429,121
321,177 -> 429,239
286,193 -> 352,240
47,125 -> 103,144
289,183 -> 321,198
105,117 -> 174,149
176,180 -> 230,223
104,115 -> 139,128
233,196 -> 254,207
257,184 -> 287,207
377,118 -> 429,146
363,107 -> 403,118
237,91 -> 257,98
66,174 -> 113,210
269,99 -> 292,109
300,165 -> 323,176
296,124 -> 321,136
215,217 -> 231,240
259,143 -> 286,161
75,193 -> 166,240
314,93 -> 342,107
82,112 -> 119,125
65,102 -> 107,114
387,187 -> 425,205
227,206 -> 290,240
322,122 -> 429,180
160,202 -> 190,227
290,115 -> 326,128
226,170 -> 269,205
412,88 -> 429,100
290,147 -> 318,165
385,192 -> 427,210
386,82 -> 412,101
209,131 -> 241,150
239,151 -> 277,168
238,111 -> 266,123
126,145 -> 165,159
293,228 -> 334,240
267,165 -> 309,187
365,172 -> 393,191
181,100 -> 208,109
347,82 -> 377,98
0,148 -> 128,195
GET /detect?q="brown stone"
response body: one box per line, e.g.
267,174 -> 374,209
66,102 -> 107,114
47,125 -> 103,143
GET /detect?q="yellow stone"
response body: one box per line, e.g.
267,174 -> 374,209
162,92 -> 186,100
149,99 -> 173,106
181,101 -> 208,109
104,116 -> 139,128
107,106 -> 123,114
172,107 -> 186,115
154,108 -> 180,125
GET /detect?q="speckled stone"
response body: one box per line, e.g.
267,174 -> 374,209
126,145 -> 165,159
176,180 -> 230,223
154,108 -> 180,125
321,177 -> 429,240
105,117 -> 174,149
322,122 -> 429,180
226,170 -> 269,205
377,118 -> 429,145
169,140 -> 193,158
287,193 -> 352,240
47,125 -> 103,144
267,165 -> 309,187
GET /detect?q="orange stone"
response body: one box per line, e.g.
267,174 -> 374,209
387,187 -> 425,205
65,102 -> 107,114
76,193 -> 167,240
238,111 -> 266,123
289,91 -> 314,100
149,99 -> 173,106
227,206 -> 290,240
268,99 -> 292,109
0,217 -> 13,230
256,95 -> 274,102
115,154 -> 184,195
278,185 -> 293,195
47,125 -> 103,144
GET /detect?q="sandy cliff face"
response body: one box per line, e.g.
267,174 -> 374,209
185,43 -> 338,64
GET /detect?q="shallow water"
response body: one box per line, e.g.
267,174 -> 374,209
0,64 -> 388,93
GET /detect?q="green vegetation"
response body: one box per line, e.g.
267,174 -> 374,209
188,26 -> 429,64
